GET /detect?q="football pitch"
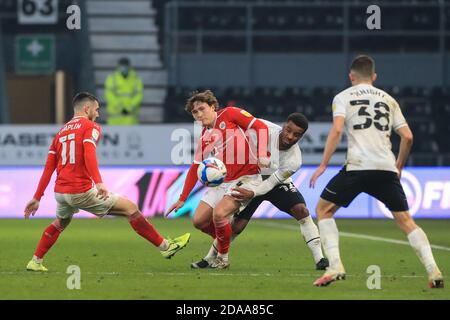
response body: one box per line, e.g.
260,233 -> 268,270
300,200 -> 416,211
0,218 -> 449,300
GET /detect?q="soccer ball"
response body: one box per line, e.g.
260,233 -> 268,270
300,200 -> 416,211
197,157 -> 227,187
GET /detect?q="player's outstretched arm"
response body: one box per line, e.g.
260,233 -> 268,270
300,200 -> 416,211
233,158 -> 300,200
231,187 -> 255,201
95,182 -> 109,200
24,199 -> 40,219
25,151 -> 57,218
165,163 -> 199,217
395,126 -> 413,177
165,200 -> 185,217
310,116 -> 345,188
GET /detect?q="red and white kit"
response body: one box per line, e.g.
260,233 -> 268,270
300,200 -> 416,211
34,116 -> 103,201
179,107 -> 269,206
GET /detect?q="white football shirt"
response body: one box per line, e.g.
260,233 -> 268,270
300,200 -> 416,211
250,119 -> 302,196
332,83 -> 408,172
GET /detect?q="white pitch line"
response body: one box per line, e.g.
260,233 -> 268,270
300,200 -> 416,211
0,271 -> 425,278
259,221 -> 450,252
2,222 -> 446,279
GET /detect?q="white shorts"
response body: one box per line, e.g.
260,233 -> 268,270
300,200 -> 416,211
201,174 -> 262,213
55,188 -> 119,219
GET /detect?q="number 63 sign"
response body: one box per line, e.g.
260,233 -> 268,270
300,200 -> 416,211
18,0 -> 58,25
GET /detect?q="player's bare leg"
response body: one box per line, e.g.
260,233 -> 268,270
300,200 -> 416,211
27,217 -> 72,272
289,203 -> 328,270
313,198 -> 345,287
392,211 -> 444,288
108,196 -> 190,259
210,195 -> 240,268
192,201 -> 215,238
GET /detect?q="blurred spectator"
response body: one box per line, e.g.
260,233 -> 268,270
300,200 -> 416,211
105,57 -> 143,125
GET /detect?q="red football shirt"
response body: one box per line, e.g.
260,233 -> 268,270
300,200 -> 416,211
49,116 -> 102,194
178,107 -> 269,202
194,107 -> 268,182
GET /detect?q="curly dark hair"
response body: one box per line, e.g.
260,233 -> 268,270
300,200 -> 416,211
287,113 -> 309,131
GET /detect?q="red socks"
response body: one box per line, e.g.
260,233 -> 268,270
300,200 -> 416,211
128,212 -> 164,247
213,218 -> 232,254
33,213 -> 164,260
199,220 -> 216,239
34,223 -> 62,259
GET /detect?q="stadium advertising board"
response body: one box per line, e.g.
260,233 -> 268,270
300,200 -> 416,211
1,166 -> 448,219
0,124 -> 346,166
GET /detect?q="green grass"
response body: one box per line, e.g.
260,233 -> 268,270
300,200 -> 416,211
0,218 -> 449,300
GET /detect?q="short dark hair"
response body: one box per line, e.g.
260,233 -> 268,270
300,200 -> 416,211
185,90 -> 219,113
72,92 -> 99,109
118,57 -> 130,66
350,55 -> 375,79
287,113 -> 308,131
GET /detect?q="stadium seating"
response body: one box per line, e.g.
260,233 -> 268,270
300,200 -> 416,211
154,0 -> 446,53
0,0 -> 15,11
163,85 -> 450,154
154,1 -> 449,164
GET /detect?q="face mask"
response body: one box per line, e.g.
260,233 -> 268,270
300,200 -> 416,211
119,66 -> 129,77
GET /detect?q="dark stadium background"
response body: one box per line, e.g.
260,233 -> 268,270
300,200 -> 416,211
0,0 -> 449,302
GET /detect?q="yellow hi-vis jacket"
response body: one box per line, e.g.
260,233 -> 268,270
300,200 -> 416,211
105,69 -> 143,125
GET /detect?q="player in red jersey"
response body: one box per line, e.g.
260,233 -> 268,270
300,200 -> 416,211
24,92 -> 190,272
166,90 -> 269,268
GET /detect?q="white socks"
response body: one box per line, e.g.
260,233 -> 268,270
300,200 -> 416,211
315,220 -> 440,277
205,240 -> 219,261
32,255 -> 43,263
407,228 -> 439,275
205,218 -> 325,264
318,218 -> 342,269
158,239 -> 169,251
298,216 -> 324,264
217,252 -> 229,261
205,234 -> 238,261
